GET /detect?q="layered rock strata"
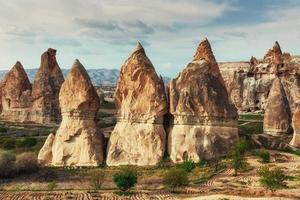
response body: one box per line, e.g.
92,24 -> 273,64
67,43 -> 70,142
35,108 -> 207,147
38,60 -> 103,166
106,42 -> 168,166
167,39 -> 239,163
0,62 -> 32,122
31,48 -> 64,123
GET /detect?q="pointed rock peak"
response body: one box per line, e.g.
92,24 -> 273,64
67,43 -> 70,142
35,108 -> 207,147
273,41 -> 282,53
132,41 -> 145,54
193,38 -> 215,62
47,48 -> 57,55
250,56 -> 258,66
69,59 -> 91,83
10,61 -> 27,76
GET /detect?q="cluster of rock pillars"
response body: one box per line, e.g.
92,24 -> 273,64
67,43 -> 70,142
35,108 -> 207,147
0,38 -> 299,167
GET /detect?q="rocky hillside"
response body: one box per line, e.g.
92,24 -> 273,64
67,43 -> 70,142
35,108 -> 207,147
0,68 -> 171,86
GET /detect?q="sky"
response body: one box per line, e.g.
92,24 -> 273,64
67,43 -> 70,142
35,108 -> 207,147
0,0 -> 300,77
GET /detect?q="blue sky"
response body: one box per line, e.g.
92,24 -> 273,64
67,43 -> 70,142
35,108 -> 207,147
0,0 -> 300,77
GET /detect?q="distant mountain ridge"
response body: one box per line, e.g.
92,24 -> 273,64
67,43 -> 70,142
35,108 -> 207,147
0,68 -> 171,86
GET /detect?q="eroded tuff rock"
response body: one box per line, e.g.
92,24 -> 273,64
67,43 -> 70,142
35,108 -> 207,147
193,38 -> 225,85
290,109 -> 300,148
222,42 -> 300,112
31,48 -> 64,123
38,60 -> 103,166
106,42 -> 168,166
0,62 -> 32,122
167,39 -> 239,163
264,78 -> 292,136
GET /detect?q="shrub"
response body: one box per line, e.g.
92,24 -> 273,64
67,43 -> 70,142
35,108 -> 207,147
258,166 -> 291,192
39,167 -> 57,182
0,137 -> 16,149
0,150 -> 16,178
113,168 -> 138,193
88,170 -> 105,190
257,150 -> 270,163
16,137 -> 38,148
47,181 -> 57,191
163,167 -> 189,192
15,152 -> 39,174
180,159 -> 195,173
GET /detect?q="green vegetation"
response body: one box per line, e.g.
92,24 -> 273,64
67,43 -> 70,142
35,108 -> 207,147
239,114 -> 264,121
163,167 -> 189,192
113,168 -> 138,194
239,121 -> 263,135
97,112 -> 114,118
47,181 -> 57,191
257,150 -> 270,163
258,166 -> 291,192
88,170 -> 105,190
179,159 -> 195,173
229,139 -> 249,176
16,137 -> 38,148
102,101 -> 115,110
0,136 -> 39,150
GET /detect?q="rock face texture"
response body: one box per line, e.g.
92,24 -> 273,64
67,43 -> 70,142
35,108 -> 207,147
167,39 -> 239,163
0,49 -> 65,124
31,48 -> 64,123
221,42 -> 300,112
38,60 -> 104,166
106,43 -> 168,166
290,109 -> 300,148
264,78 -> 292,136
0,62 -> 32,122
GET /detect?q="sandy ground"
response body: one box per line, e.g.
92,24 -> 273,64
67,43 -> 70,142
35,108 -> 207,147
184,195 -> 295,200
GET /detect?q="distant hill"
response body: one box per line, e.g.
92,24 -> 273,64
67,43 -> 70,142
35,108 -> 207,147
0,68 -> 171,86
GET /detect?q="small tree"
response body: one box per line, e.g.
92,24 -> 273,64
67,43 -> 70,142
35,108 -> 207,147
88,170 -> 105,190
113,168 -> 138,194
258,166 -> 290,192
163,167 -> 189,192
47,181 -> 57,191
229,148 -> 247,176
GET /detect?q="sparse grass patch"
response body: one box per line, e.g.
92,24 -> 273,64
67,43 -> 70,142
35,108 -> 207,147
101,101 -> 115,110
239,121 -> 263,135
239,114 -> 264,121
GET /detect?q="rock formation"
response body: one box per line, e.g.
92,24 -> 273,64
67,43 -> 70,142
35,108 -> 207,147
193,38 -> 225,85
38,60 -> 104,166
106,42 -> 168,166
167,39 -> 239,163
0,62 -> 32,122
290,109 -> 300,148
263,78 -> 292,136
221,42 -> 300,112
31,48 -> 64,124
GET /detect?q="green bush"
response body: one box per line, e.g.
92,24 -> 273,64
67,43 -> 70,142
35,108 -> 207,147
234,138 -> 249,155
88,170 -> 105,190
163,167 -> 189,192
0,150 -> 16,178
47,181 -> 57,191
0,126 -> 8,133
15,152 -> 39,174
258,166 -> 291,192
16,137 -> 38,148
180,159 -> 195,173
257,150 -> 270,163
102,101 -> 115,109
113,168 -> 138,193
0,137 -> 16,149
